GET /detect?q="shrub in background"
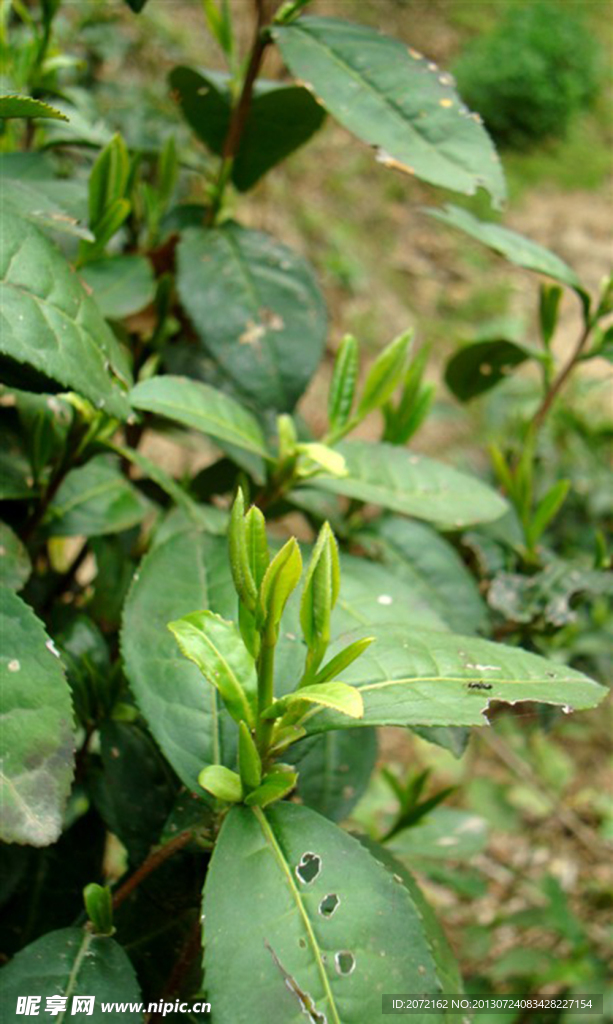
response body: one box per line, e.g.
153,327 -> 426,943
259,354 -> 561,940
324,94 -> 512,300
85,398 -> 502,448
454,1 -> 602,148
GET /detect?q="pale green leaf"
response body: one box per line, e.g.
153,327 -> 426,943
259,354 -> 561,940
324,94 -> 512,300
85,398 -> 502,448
274,18 -> 505,205
0,588 -> 74,845
0,95 -> 69,120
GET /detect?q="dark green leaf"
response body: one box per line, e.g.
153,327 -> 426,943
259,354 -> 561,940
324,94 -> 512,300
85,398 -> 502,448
80,256 -> 155,319
203,802 -> 461,1024
89,720 -> 177,865
292,729 -> 377,821
130,375 -> 270,458
309,440 -> 507,527
274,18 -> 505,205
302,624 -> 606,733
445,338 -> 536,402
0,95 -> 69,120
1,176 -> 92,241
0,927 -> 142,1021
46,455 -> 151,537
176,223 -> 327,411
168,68 -> 326,191
0,588 -> 74,845
0,210 -> 131,419
357,516 -> 487,634
427,205 -> 583,291
0,521 -> 31,591
124,0 -> 149,9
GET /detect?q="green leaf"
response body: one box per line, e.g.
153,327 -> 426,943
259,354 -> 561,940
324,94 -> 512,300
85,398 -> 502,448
238,721 -> 262,790
176,223 -> 327,411
83,884 -> 114,936
388,806 -> 488,862
0,95 -> 69,121
292,729 -> 378,821
488,560 -> 613,628
312,637 -> 374,687
88,134 -> 130,233
0,430 -> 34,499
539,284 -> 563,347
1,175 -> 92,241
527,479 -> 571,547
89,720 -> 176,865
0,521 -> 31,591
203,802 -> 461,1024
301,625 -> 607,734
124,0 -> 149,10
357,516 -> 487,635
258,538 -> 303,634
0,588 -> 74,846
199,764 -> 243,803
356,330 -> 411,418
168,68 -> 326,191
121,531 -> 239,791
264,682 -> 364,721
46,455 -> 151,537
445,338 -> 536,402
168,610 -> 256,727
334,551 -> 450,634
427,205 -> 583,291
229,488 -> 259,612
244,770 -> 299,807
309,440 -> 507,527
80,255 -> 155,319
328,334 -> 358,433
130,374 -> 270,458
0,210 -> 131,419
0,927 -> 142,1021
273,17 -> 505,205
300,522 -> 340,655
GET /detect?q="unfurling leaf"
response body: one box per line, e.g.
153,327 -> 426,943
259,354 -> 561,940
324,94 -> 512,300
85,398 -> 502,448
257,538 -> 303,638
199,765 -> 243,803
328,333 -> 359,432
357,329 -> 412,418
168,611 -> 256,727
263,681 -> 364,722
300,522 -> 340,667
238,721 -> 263,791
229,489 -> 259,612
243,769 -> 298,807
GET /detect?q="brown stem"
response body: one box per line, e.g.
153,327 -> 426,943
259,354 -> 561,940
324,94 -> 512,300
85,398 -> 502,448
206,0 -> 273,224
530,320 -> 593,433
112,830 -> 194,911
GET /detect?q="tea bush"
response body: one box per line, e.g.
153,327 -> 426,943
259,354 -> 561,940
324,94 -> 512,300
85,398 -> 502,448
453,2 -> 602,148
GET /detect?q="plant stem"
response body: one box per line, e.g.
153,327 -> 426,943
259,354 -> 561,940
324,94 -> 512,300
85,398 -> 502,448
530,319 -> 593,434
111,830 -> 196,910
207,0 -> 272,224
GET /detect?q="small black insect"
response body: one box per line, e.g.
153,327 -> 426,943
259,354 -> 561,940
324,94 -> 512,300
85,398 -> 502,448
467,681 -> 492,691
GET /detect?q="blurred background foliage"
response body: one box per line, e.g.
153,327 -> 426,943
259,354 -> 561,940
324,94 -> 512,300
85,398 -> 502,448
1,0 -> 611,1016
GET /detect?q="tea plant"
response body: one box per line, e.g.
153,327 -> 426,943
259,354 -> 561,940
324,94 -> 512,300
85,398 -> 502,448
0,1 -> 609,1020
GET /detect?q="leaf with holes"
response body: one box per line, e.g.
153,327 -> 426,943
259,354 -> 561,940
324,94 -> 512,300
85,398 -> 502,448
80,255 -> 155,320
203,802 -> 463,1024
176,224 -> 327,411
426,205 -> 584,293
308,440 -> 507,527
0,521 -> 31,591
356,516 -> 487,635
130,375 -> 270,458
0,210 -> 131,418
45,455 -> 152,537
273,17 -> 505,205
0,588 -> 74,846
0,95 -> 69,120
445,338 -> 539,402
0,927 -> 142,1021
300,625 -> 606,734
168,68 -> 326,191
